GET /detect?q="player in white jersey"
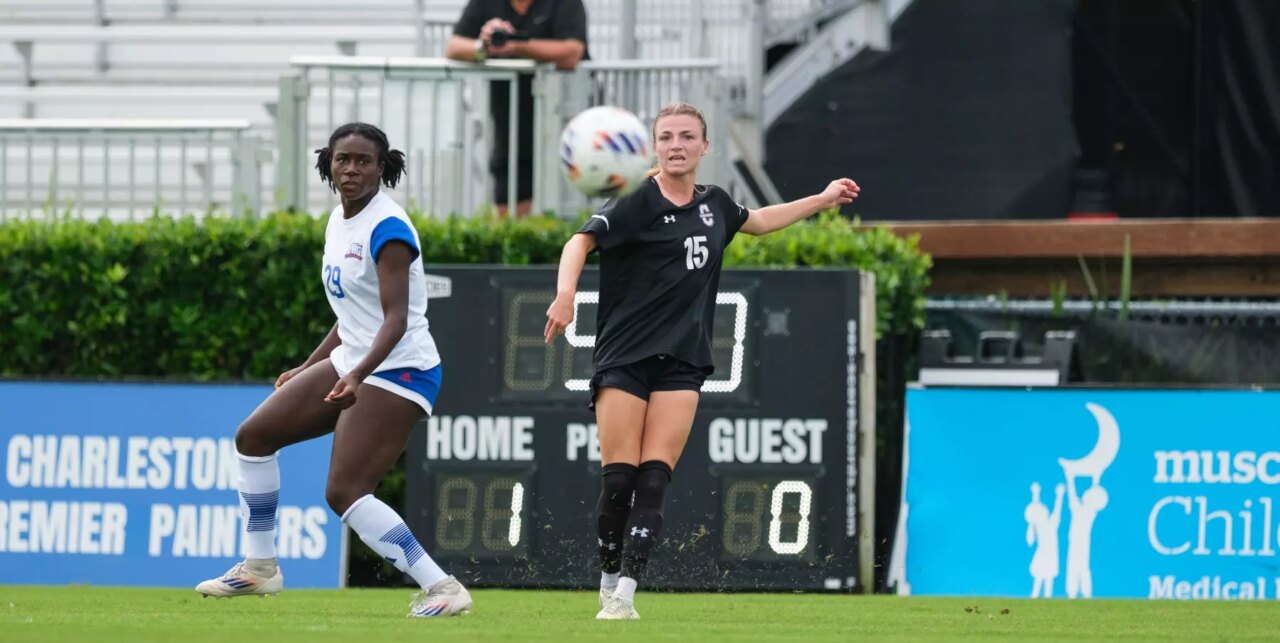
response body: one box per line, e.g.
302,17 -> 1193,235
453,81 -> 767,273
196,123 -> 472,618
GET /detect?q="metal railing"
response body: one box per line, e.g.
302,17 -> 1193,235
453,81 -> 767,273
416,1 -> 863,119
532,59 -> 730,217
0,119 -> 261,221
417,18 -> 455,57
412,0 -> 866,166
277,56 -> 535,216
927,298 -> 1280,326
0,1 -> 428,25
275,56 -> 730,218
0,1 -> 868,219
563,1 -> 865,120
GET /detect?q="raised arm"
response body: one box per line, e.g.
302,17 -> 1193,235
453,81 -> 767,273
739,178 -> 859,236
1063,469 -> 1082,511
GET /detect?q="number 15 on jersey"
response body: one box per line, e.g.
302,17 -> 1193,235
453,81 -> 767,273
684,235 -> 709,270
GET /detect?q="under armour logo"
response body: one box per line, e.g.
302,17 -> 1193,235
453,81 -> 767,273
663,215 -> 676,224
631,527 -> 650,538
597,538 -> 618,550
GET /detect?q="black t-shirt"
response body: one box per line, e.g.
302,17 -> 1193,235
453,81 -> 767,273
578,177 -> 750,374
453,0 -> 589,167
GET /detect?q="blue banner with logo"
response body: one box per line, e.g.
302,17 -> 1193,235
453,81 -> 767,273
0,382 -> 343,588
897,387 -> 1280,600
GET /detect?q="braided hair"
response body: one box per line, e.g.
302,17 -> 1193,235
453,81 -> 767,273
315,122 -> 407,192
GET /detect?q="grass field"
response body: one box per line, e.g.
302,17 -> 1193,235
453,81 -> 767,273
4,586 -> 1280,642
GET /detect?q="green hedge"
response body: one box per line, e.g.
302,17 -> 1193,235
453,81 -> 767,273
0,209 -> 928,585
0,211 -> 929,379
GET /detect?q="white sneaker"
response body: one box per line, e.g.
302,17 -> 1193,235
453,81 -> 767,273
599,587 -> 614,609
595,594 -> 639,620
408,576 -> 473,617
195,561 -> 283,598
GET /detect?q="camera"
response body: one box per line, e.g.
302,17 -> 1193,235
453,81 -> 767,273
489,28 -> 527,47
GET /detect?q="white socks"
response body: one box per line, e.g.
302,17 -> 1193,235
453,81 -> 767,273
601,571 -> 620,591
238,455 -> 449,591
237,451 -> 280,561
614,577 -> 638,601
343,494 -> 448,590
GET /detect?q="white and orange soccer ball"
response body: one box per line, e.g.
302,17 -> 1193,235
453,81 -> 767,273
559,106 -> 652,198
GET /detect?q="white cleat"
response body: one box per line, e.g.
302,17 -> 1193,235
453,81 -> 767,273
595,594 -> 640,620
195,561 -> 283,598
408,576 -> 473,617
599,587 -> 614,609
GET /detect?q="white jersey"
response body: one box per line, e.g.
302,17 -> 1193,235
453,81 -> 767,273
322,190 -> 440,374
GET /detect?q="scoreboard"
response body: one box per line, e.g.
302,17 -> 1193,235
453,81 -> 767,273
404,266 -> 876,591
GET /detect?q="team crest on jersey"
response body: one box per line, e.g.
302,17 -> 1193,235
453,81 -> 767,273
699,203 -> 714,227
344,242 -> 364,260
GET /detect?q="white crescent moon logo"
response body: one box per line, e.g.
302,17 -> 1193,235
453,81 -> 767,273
1058,403 -> 1120,480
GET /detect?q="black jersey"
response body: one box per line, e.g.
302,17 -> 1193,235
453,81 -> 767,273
578,177 -> 749,374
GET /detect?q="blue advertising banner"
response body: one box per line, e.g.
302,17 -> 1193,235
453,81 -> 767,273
897,387 -> 1280,600
0,382 -> 343,588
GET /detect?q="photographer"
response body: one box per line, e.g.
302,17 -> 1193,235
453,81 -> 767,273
446,0 -> 589,217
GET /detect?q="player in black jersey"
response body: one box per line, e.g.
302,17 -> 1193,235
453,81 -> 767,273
545,102 -> 859,620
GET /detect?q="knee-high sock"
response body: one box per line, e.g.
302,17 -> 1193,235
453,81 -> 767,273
596,463 -> 638,584
237,451 -> 279,561
618,460 -> 672,598
342,494 -> 448,590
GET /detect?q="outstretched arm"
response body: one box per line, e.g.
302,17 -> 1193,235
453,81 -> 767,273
739,178 -> 859,236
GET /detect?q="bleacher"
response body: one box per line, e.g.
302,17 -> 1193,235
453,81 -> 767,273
0,0 -> 885,219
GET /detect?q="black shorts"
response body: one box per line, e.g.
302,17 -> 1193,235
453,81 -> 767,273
493,159 -> 534,204
588,354 -> 709,410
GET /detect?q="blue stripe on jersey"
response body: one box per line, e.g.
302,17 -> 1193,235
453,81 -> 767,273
370,217 -> 420,263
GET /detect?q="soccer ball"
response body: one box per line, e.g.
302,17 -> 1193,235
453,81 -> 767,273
559,106 -> 652,198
